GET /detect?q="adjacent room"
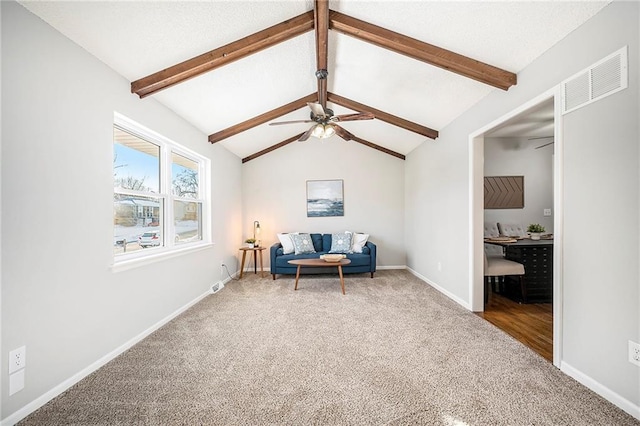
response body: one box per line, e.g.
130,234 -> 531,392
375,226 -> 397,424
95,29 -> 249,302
479,98 -> 555,362
2,0 -> 639,424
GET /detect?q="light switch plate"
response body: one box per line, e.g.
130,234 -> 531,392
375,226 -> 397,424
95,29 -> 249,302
9,369 -> 25,396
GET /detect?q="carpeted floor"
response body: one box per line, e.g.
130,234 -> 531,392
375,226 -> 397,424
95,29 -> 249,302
20,270 -> 638,425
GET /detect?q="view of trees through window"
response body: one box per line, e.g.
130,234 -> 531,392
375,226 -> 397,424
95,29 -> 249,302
113,122 -> 204,257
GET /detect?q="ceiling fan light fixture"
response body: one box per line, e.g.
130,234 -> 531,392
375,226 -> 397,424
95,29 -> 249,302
311,123 -> 335,139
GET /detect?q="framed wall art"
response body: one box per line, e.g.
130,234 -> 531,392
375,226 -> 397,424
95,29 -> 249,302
484,175 -> 524,209
306,179 -> 344,217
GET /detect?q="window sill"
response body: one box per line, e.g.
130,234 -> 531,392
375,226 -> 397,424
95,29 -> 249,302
111,242 -> 214,273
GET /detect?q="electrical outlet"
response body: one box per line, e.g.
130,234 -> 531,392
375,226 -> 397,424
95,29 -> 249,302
220,261 -> 225,274
9,346 -> 26,374
437,261 -> 442,272
629,340 -> 640,367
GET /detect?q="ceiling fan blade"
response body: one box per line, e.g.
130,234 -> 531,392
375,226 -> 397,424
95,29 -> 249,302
535,141 -> 555,149
298,126 -> 315,142
269,120 -> 314,126
332,112 -> 375,122
307,102 -> 327,119
332,124 -> 354,141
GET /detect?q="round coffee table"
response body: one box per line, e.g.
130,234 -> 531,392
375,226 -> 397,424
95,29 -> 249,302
287,258 -> 352,295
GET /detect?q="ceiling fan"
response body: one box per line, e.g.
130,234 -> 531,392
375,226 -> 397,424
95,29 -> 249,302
529,135 -> 554,149
269,98 -> 374,141
268,0 -> 375,142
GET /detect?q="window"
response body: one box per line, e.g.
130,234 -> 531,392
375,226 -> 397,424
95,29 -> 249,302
113,113 -> 209,261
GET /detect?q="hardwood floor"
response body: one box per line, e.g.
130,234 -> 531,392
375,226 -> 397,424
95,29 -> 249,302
476,293 -> 553,362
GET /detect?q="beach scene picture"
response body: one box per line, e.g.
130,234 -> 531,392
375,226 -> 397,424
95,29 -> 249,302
307,180 -> 344,217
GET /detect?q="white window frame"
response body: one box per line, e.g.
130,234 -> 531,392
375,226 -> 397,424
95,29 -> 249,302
112,113 -> 212,271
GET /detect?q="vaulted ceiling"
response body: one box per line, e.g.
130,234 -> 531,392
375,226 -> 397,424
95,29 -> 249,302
20,1 -> 609,161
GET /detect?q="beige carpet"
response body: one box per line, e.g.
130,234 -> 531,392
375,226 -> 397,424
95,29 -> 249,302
20,270 -> 638,425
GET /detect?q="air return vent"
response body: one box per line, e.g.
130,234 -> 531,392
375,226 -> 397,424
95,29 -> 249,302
562,46 -> 627,115
211,282 -> 224,294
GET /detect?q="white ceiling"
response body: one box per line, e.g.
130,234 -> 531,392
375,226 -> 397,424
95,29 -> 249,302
20,1 -> 609,159
486,98 -> 555,139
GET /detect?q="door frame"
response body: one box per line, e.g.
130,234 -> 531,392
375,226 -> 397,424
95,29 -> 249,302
468,86 -> 564,367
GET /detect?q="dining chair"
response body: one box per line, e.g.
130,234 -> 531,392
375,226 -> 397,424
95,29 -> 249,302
484,251 -> 527,306
484,222 -> 504,258
497,223 -> 527,238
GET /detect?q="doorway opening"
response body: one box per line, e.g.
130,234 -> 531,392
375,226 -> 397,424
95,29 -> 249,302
469,88 -> 563,367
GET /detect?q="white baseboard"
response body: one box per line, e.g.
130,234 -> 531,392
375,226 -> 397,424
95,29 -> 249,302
560,361 -> 640,420
2,289 -> 213,426
406,267 -> 472,310
376,265 -> 405,270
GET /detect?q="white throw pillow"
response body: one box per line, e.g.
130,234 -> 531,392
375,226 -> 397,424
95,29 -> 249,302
277,233 -> 297,254
351,233 -> 369,253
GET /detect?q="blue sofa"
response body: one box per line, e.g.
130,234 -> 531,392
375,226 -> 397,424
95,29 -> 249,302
270,233 -> 376,279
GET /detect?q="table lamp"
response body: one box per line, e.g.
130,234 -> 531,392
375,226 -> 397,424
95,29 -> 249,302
253,221 -> 261,247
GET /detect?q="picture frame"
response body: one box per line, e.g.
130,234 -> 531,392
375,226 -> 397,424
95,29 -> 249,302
306,179 -> 344,217
484,176 -> 524,209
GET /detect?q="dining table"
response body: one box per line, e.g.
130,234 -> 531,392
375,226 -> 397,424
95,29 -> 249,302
484,236 -> 554,303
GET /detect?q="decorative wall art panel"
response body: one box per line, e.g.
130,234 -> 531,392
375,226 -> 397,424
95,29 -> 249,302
484,176 -> 524,209
307,180 -> 344,217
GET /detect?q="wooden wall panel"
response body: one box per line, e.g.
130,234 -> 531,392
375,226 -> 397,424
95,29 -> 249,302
484,176 -> 524,209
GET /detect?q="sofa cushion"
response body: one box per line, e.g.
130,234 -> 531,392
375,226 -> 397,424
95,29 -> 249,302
322,234 -> 332,252
291,233 -> 316,255
275,252 -> 326,267
311,233 -> 323,252
329,232 -> 353,254
345,253 -> 371,267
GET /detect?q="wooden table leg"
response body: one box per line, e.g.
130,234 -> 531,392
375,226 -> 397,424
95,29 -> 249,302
258,250 -> 264,278
239,250 -> 247,279
338,265 -> 345,295
253,251 -> 257,274
294,265 -> 301,290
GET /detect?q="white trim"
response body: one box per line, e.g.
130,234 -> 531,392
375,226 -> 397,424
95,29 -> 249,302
113,112 -> 212,267
406,267 -> 472,310
561,361 -> 640,421
468,86 -> 563,366
111,242 -> 214,273
376,265 -> 405,270
1,289 -> 213,426
551,91 -> 564,367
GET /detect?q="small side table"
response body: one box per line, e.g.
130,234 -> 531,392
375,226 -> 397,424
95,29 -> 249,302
239,246 -> 266,278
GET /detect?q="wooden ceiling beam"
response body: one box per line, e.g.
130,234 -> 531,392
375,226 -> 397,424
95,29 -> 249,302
350,135 -> 405,160
242,131 -> 405,162
208,93 -> 317,143
132,11 -> 315,98
328,92 -> 438,139
329,10 -> 516,91
242,133 -> 304,163
315,0 -> 329,108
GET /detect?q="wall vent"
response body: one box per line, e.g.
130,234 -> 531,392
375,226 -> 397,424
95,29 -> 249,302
211,282 -> 224,294
561,46 -> 627,115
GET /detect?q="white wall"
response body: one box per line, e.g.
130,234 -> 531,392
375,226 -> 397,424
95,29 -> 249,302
484,137 -> 554,233
1,2 -> 242,420
406,0 -> 639,413
241,139 -> 405,268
